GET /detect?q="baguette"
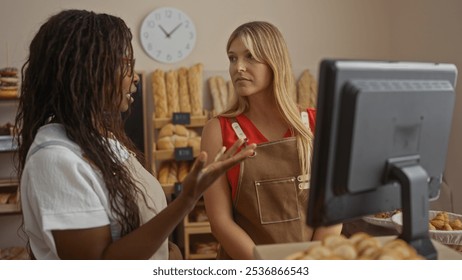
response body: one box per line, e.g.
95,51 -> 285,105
178,161 -> 190,182
216,76 -> 228,111
188,63 -> 203,116
152,69 -> 168,118
177,67 -> 191,113
227,80 -> 235,107
158,161 -> 170,185
208,76 -> 224,113
165,70 -> 180,117
167,161 -> 178,184
297,69 -> 317,108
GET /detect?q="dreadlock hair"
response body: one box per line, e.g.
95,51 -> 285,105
15,9 -> 142,236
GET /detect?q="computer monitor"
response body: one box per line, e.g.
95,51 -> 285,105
307,59 -> 457,259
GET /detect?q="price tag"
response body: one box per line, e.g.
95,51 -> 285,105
172,113 -> 191,125
174,182 -> 183,194
174,147 -> 194,161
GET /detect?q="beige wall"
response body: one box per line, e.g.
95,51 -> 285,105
0,0 -> 461,247
389,0 -> 462,213
0,0 -> 393,73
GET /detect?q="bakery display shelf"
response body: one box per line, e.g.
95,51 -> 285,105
0,135 -> 18,153
184,220 -> 210,228
0,203 -> 21,215
153,115 -> 208,129
0,178 -> 19,188
184,223 -> 211,234
153,147 -> 201,161
161,184 -> 175,197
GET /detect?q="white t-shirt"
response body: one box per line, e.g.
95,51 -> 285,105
21,123 -> 168,259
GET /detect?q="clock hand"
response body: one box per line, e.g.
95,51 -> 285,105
158,25 -> 170,38
167,22 -> 183,37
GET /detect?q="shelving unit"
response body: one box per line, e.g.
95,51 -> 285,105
183,200 -> 217,259
0,96 -> 20,216
0,179 -> 20,215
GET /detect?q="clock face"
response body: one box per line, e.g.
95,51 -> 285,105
140,7 -> 196,64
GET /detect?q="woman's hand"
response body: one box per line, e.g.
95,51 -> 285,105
180,139 -> 256,203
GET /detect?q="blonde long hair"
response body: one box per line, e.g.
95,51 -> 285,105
220,21 -> 313,177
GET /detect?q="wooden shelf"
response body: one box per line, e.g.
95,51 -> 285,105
0,178 -> 20,215
188,252 -> 217,260
0,178 -> 19,188
153,115 -> 208,129
152,147 -> 201,161
0,203 -> 21,214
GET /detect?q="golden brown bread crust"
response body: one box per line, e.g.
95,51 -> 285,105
165,70 -> 180,117
285,233 -> 423,260
226,80 -> 235,106
152,69 -> 168,118
188,63 -> 203,116
177,67 -> 191,113
297,70 -> 317,108
208,76 -> 223,113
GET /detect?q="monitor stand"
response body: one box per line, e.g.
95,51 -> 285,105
389,158 -> 437,260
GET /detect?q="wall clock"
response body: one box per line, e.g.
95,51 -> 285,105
140,7 -> 197,64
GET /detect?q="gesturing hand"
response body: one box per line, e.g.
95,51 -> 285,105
180,139 -> 256,202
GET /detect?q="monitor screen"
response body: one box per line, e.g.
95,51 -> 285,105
307,60 -> 457,228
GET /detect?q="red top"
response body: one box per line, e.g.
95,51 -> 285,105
218,108 -> 316,200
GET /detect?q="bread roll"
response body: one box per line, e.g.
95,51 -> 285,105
174,135 -> 188,148
188,63 -> 203,116
152,69 -> 168,118
297,69 -> 317,108
188,137 -> 201,152
177,67 -> 191,113
158,124 -> 189,138
157,136 -> 174,150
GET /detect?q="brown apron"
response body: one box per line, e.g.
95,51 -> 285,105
218,119 -> 312,259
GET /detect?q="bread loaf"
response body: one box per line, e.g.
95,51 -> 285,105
158,161 -> 170,185
297,70 -> 317,108
178,161 -> 190,182
0,193 -> 10,204
165,70 -> 180,117
188,63 -> 203,116
208,76 -> 224,113
152,69 -> 168,118
167,161 -> 178,184
177,67 -> 191,113
216,76 -> 228,111
227,80 -> 235,107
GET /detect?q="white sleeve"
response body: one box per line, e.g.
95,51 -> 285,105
24,145 -> 111,231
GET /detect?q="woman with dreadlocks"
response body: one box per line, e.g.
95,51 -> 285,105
14,9 -> 256,260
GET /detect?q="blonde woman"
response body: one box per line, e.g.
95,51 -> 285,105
202,21 -> 342,259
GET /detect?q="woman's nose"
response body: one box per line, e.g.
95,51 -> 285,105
133,72 -> 140,84
237,61 -> 246,72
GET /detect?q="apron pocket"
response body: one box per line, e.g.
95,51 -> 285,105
255,177 -> 301,224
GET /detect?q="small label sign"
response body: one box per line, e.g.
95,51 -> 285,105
174,147 -> 194,161
172,113 -> 191,125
